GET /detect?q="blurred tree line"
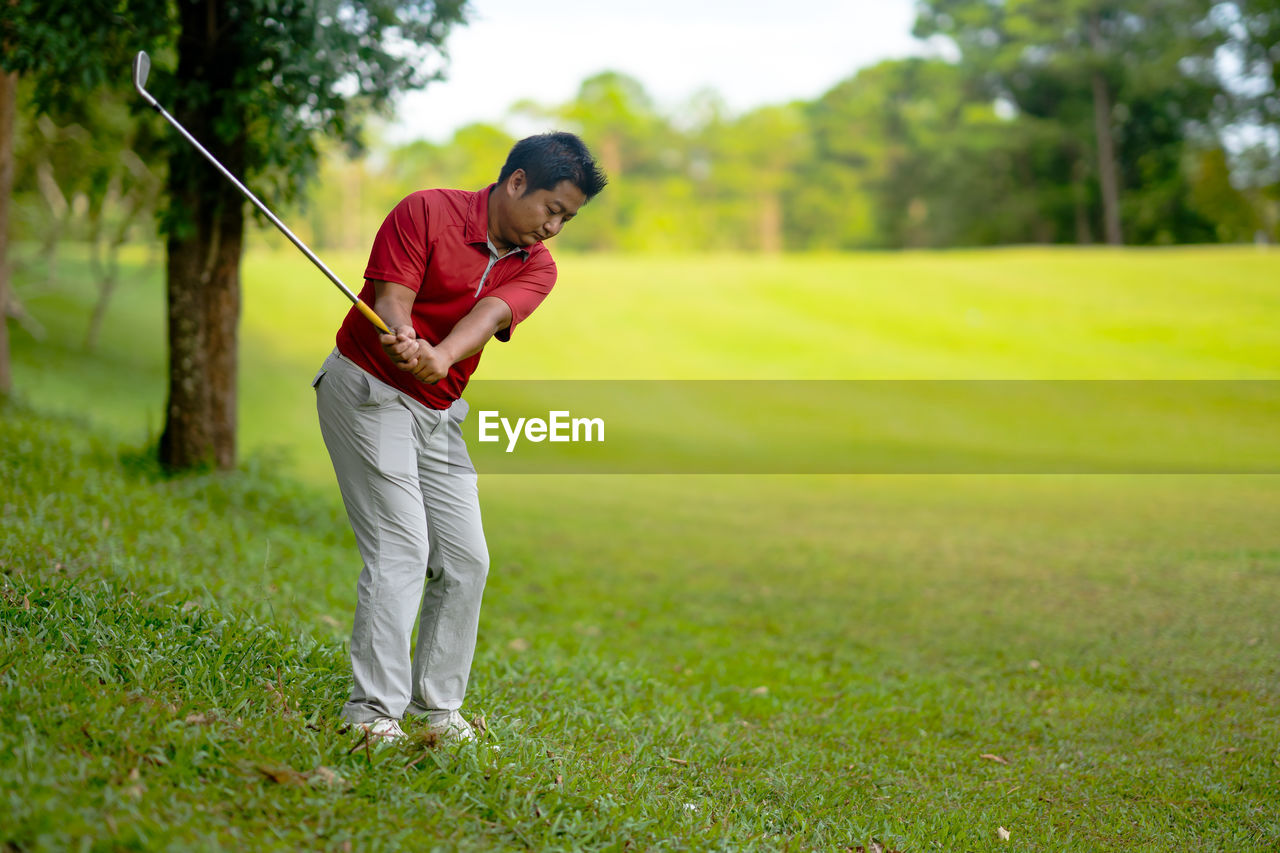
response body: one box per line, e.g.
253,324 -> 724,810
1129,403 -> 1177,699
287,0 -> 1279,253
7,1 -> 1278,263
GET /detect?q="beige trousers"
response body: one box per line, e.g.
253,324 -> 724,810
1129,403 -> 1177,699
313,349 -> 488,724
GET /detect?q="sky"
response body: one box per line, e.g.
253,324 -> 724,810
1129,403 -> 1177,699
387,0 -> 926,144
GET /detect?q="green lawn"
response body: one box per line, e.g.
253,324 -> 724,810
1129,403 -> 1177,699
2,243 -> 1278,850
9,243 -> 1278,482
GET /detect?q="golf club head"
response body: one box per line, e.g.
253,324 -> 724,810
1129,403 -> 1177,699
132,51 -> 151,96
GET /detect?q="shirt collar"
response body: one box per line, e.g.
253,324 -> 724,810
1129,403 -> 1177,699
467,183 -> 531,261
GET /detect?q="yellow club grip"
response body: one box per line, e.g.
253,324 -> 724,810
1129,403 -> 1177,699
355,300 -> 393,335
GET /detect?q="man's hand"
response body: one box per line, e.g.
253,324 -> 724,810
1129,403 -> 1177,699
379,325 -> 448,384
403,339 -> 452,384
379,325 -> 418,365
369,285 -> 510,387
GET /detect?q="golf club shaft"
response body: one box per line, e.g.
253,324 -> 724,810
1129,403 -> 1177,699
139,90 -> 392,335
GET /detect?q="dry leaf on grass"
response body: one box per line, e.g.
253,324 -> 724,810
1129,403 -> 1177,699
121,767 -> 145,799
310,766 -> 349,790
256,763 -> 309,786
257,763 -> 350,789
851,841 -> 902,853
980,753 -> 1010,765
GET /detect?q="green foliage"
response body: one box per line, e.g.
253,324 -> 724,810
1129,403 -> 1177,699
295,32 -> 1269,251
803,58 -> 1065,248
914,0 -> 1229,244
9,81 -> 163,274
1188,148 -> 1261,241
389,123 -> 515,191
0,0 -> 170,110
155,0 -> 469,231
1215,0 -> 1280,125
535,71 -> 691,251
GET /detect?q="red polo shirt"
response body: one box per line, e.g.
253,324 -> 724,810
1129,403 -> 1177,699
335,185 -> 557,409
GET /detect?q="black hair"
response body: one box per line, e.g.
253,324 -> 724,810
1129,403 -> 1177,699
497,132 -> 608,201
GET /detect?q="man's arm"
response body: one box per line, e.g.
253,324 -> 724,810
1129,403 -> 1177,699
371,279 -> 419,365
400,297 -> 511,384
371,279 -> 512,385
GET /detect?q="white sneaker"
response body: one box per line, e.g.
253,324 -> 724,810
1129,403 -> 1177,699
355,716 -> 406,744
424,710 -> 476,744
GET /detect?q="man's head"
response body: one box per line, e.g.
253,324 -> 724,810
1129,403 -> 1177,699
488,132 -> 607,250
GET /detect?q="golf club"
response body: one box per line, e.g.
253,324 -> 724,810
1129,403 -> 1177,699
131,50 -> 393,335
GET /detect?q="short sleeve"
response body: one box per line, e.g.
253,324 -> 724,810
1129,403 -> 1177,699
487,254 -> 557,342
364,193 -> 430,292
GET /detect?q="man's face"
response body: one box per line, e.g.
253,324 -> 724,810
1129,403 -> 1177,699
492,170 -> 587,250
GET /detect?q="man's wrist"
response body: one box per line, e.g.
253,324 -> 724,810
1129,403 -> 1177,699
431,339 -> 460,367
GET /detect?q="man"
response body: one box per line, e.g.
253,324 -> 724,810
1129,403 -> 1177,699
313,132 -> 607,743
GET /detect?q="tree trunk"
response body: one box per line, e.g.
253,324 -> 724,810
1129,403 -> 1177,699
159,193 -> 243,470
34,135 -> 70,283
86,170 -> 137,351
85,258 -> 118,352
0,69 -> 16,397
1090,71 -> 1123,245
1016,150 -> 1051,243
1088,13 -> 1123,245
1073,158 -> 1094,245
158,0 -> 245,470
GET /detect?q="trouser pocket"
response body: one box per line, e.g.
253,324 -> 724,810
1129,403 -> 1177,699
315,353 -> 384,412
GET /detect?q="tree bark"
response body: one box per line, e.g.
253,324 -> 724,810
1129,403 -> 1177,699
85,171 -> 143,352
1073,158 -> 1094,245
1088,13 -> 1123,245
158,0 -> 244,470
0,69 -> 16,397
1090,71 -> 1123,245
159,189 -> 243,469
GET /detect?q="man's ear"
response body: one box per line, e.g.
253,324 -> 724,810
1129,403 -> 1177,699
505,168 -> 527,197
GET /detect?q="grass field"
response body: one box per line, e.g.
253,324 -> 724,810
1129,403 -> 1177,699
2,243 -> 1278,850
9,243 -> 1279,482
